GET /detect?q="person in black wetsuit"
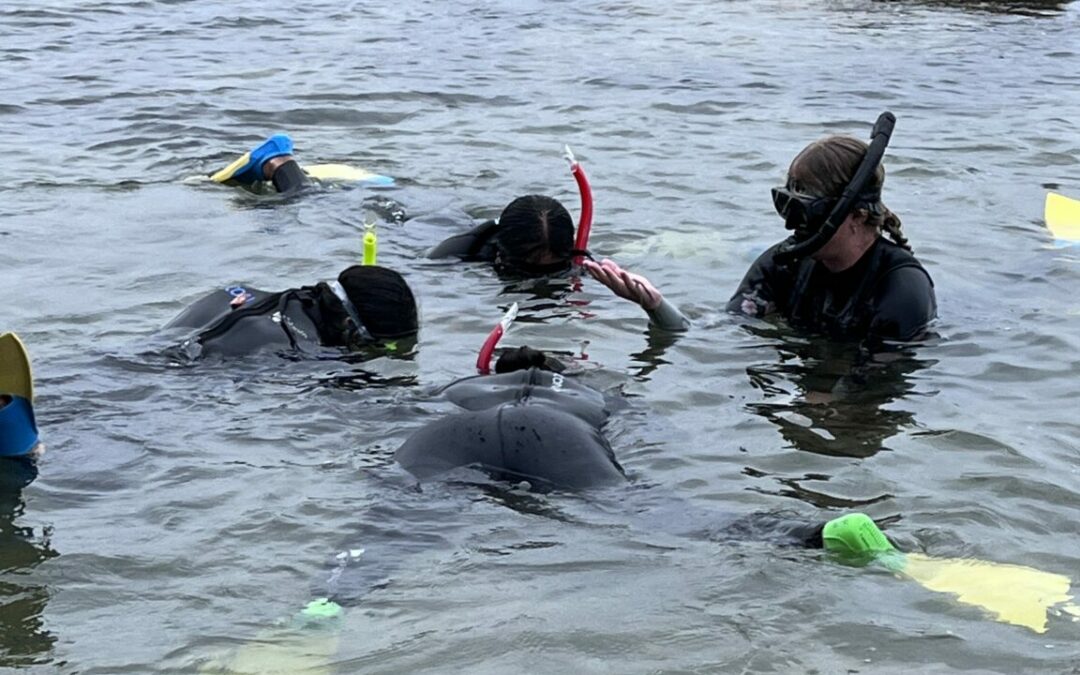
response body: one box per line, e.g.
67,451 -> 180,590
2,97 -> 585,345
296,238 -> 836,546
208,133 -> 311,195
164,265 -> 418,358
395,347 -> 624,491
427,195 -> 582,277
584,113 -> 936,344
310,346 -> 904,610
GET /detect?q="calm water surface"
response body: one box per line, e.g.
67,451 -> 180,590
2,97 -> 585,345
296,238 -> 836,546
2,1 -> 1079,673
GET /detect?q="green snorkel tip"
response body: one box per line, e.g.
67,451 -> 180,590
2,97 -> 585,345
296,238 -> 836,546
823,513 -> 905,571
300,598 -> 342,619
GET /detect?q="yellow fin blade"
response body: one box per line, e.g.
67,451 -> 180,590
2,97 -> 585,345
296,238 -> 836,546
1045,192 -> 1080,241
0,333 -> 34,401
210,152 -> 253,183
902,552 -> 1074,633
199,626 -> 339,675
304,163 -> 381,182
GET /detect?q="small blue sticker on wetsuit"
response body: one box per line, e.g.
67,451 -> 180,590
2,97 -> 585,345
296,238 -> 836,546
226,285 -> 253,308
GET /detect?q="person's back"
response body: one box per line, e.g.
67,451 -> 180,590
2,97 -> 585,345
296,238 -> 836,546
164,266 -> 419,359
395,366 -> 625,490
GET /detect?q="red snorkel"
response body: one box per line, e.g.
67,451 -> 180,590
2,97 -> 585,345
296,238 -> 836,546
564,145 -> 593,266
476,302 -> 520,375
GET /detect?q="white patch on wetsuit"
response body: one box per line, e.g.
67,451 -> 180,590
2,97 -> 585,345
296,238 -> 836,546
282,315 -> 309,340
550,373 -> 565,391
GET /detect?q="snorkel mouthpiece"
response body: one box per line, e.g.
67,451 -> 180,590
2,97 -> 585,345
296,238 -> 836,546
0,396 -> 39,458
773,112 -> 896,265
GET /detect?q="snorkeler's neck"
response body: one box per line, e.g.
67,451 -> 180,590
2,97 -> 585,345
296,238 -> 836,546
811,216 -> 879,273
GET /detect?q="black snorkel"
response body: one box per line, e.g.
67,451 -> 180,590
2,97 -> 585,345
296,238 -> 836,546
773,112 -> 896,266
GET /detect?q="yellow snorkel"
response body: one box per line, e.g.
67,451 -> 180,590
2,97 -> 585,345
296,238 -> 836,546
362,219 -> 378,266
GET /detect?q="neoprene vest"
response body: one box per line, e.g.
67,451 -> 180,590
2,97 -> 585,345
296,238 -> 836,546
781,238 -> 931,340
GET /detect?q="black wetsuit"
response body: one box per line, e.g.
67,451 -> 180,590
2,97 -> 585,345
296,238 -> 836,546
728,237 -> 936,342
426,219 -> 500,261
165,285 -> 344,357
324,368 -> 828,605
395,368 -> 624,490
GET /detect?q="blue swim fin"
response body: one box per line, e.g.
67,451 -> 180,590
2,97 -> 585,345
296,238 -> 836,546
211,133 -> 294,185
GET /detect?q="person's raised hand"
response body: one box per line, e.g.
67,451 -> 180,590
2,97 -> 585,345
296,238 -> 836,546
582,258 -> 663,310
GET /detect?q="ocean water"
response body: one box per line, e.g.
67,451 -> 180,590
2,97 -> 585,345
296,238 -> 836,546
1,0 -> 1078,672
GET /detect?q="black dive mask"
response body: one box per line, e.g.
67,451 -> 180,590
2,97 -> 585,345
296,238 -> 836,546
771,187 -> 835,239
773,112 -> 896,265
771,186 -> 882,242
493,249 -> 590,277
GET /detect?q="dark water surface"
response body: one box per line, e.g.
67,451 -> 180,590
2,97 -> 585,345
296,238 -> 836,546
2,0 -> 1079,672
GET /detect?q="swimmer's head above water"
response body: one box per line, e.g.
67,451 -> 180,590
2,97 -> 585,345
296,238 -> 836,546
492,195 -> 578,276
494,345 -> 566,374
773,112 -> 911,266
317,265 -> 419,347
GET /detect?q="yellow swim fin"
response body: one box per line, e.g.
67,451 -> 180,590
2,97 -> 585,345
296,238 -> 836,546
0,332 -> 34,401
304,164 -> 394,185
901,553 -> 1079,633
199,627 -> 339,675
210,152 -> 253,184
824,514 -> 1078,633
199,600 -> 342,675
1045,192 -> 1080,241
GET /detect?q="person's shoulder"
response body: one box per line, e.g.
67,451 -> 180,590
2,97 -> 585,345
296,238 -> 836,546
874,240 -> 934,291
871,254 -> 937,341
427,219 -> 499,260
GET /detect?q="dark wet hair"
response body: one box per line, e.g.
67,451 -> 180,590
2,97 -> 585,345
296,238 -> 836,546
788,135 -> 911,252
493,195 -> 575,274
336,265 -> 419,339
494,345 -> 566,374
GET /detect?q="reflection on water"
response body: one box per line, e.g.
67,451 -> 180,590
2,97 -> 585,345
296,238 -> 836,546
0,459 -> 56,668
744,326 -> 936,459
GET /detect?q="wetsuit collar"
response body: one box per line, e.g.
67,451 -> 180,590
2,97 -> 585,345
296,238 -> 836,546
0,396 -> 39,458
329,281 -> 374,342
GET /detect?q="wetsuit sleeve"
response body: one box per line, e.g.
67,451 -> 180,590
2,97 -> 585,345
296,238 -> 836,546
427,220 -> 500,259
726,243 -> 786,317
621,496 -> 824,548
645,297 -> 691,331
869,266 -> 936,341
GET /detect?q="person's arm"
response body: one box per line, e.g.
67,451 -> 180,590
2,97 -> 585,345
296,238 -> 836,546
726,244 -> 784,317
869,266 -> 936,342
583,259 -> 690,331
426,219 -> 500,259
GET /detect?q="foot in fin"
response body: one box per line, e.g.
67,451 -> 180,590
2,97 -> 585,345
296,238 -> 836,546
210,133 -> 294,185
291,598 -> 342,629
822,513 -> 904,570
